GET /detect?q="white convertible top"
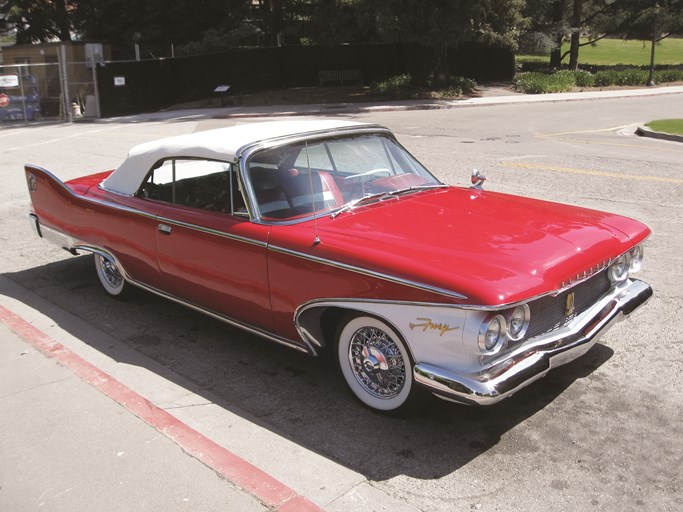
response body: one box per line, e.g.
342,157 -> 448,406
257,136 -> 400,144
101,119 -> 370,196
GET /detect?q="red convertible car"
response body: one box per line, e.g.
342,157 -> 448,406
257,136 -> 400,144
25,120 -> 652,413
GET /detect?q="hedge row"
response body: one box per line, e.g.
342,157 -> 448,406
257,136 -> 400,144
514,68 -> 683,94
371,74 -> 477,98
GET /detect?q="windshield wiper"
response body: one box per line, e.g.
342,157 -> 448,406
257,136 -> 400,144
330,184 -> 447,219
386,183 -> 448,196
330,191 -> 393,218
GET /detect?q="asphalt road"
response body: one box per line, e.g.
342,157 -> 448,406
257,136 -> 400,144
1,93 -> 682,511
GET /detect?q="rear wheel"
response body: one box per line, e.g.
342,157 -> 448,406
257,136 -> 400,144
336,315 -> 418,413
94,254 -> 131,298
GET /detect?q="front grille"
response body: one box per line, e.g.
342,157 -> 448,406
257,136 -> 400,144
525,271 -> 611,339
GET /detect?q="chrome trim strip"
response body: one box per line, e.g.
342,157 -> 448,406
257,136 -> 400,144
126,279 -> 313,355
269,245 -> 468,301
61,239 -> 314,356
296,297 -> 468,313
153,216 -> 267,248
294,297 -> 470,349
40,224 -> 79,250
235,125 -> 391,160
28,213 -> 42,238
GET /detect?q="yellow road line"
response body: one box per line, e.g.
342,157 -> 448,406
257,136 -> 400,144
498,162 -> 683,184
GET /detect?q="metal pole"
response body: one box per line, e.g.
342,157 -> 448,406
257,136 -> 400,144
647,8 -> 658,86
92,62 -> 101,118
60,44 -> 73,122
18,66 -> 28,124
55,51 -> 65,119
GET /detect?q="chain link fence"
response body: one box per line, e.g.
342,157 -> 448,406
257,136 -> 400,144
1,51 -> 100,124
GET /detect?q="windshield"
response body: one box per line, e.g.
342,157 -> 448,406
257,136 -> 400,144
245,134 -> 441,221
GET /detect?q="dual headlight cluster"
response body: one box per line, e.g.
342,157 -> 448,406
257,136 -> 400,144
478,303 -> 531,354
478,244 -> 645,355
608,245 -> 644,284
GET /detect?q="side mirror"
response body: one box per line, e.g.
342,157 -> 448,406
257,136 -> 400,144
470,169 -> 486,190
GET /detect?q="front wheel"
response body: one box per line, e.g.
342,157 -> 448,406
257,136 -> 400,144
336,315 -> 418,413
94,253 -> 132,299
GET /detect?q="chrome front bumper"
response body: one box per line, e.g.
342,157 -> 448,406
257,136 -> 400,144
413,279 -> 653,405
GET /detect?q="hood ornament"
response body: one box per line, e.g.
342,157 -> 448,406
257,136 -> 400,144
470,169 -> 486,189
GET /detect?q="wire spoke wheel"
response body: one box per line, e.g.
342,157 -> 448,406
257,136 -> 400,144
349,326 -> 406,399
336,315 -> 415,413
94,253 -> 129,298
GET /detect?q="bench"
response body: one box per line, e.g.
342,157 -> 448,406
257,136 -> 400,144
318,69 -> 363,87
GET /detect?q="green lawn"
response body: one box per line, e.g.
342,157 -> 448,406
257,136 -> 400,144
519,37 -> 683,66
645,119 -> 683,135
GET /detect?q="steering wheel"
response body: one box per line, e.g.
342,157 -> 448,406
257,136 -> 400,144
344,168 -> 392,181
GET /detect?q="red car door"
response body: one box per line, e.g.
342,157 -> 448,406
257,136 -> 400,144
147,159 -> 273,331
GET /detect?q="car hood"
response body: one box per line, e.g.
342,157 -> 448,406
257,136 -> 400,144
312,187 -> 650,305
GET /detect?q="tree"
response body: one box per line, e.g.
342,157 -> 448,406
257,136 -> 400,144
74,0 -> 236,47
0,0 -> 73,42
349,0 -> 528,76
616,0 -> 683,40
521,0 -> 683,68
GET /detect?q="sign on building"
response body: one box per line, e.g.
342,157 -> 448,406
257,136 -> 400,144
0,75 -> 20,88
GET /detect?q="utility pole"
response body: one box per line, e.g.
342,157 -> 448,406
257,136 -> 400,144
647,4 -> 660,87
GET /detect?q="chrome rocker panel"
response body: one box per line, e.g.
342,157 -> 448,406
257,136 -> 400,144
414,279 -> 653,405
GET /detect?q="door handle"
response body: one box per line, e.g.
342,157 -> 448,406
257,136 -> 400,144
158,223 -> 172,235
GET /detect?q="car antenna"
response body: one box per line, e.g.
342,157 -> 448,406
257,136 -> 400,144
305,141 -> 321,245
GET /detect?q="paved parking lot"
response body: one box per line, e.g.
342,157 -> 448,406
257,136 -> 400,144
1,90 -> 682,511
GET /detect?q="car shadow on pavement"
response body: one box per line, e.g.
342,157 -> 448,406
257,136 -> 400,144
3,255 -> 614,482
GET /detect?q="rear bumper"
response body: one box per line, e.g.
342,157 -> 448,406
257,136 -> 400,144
413,279 -> 652,405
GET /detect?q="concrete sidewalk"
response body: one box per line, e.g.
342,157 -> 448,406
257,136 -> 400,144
82,84 -> 683,125
0,321 -> 269,512
0,276 -> 419,512
214,84 -> 683,119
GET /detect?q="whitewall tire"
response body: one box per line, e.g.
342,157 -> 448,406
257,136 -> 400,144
336,315 -> 416,413
94,253 -> 130,298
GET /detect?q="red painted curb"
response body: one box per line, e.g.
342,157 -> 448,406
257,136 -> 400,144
0,304 -> 325,512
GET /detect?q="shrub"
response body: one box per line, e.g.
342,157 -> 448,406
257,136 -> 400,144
593,69 -> 649,86
438,76 -> 477,97
513,71 -> 575,94
372,74 -> 413,96
515,64 -> 683,92
573,69 -> 595,87
654,69 -> 683,83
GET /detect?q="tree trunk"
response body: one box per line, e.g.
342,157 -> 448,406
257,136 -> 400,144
549,0 -> 567,68
568,0 -> 583,70
550,35 -> 563,68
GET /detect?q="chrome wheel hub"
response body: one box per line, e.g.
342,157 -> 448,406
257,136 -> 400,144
100,257 -> 123,288
348,326 -> 405,399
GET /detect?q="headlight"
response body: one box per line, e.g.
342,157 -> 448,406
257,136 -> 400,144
629,245 -> 644,273
507,304 -> 530,341
608,254 -> 629,283
478,314 -> 506,353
